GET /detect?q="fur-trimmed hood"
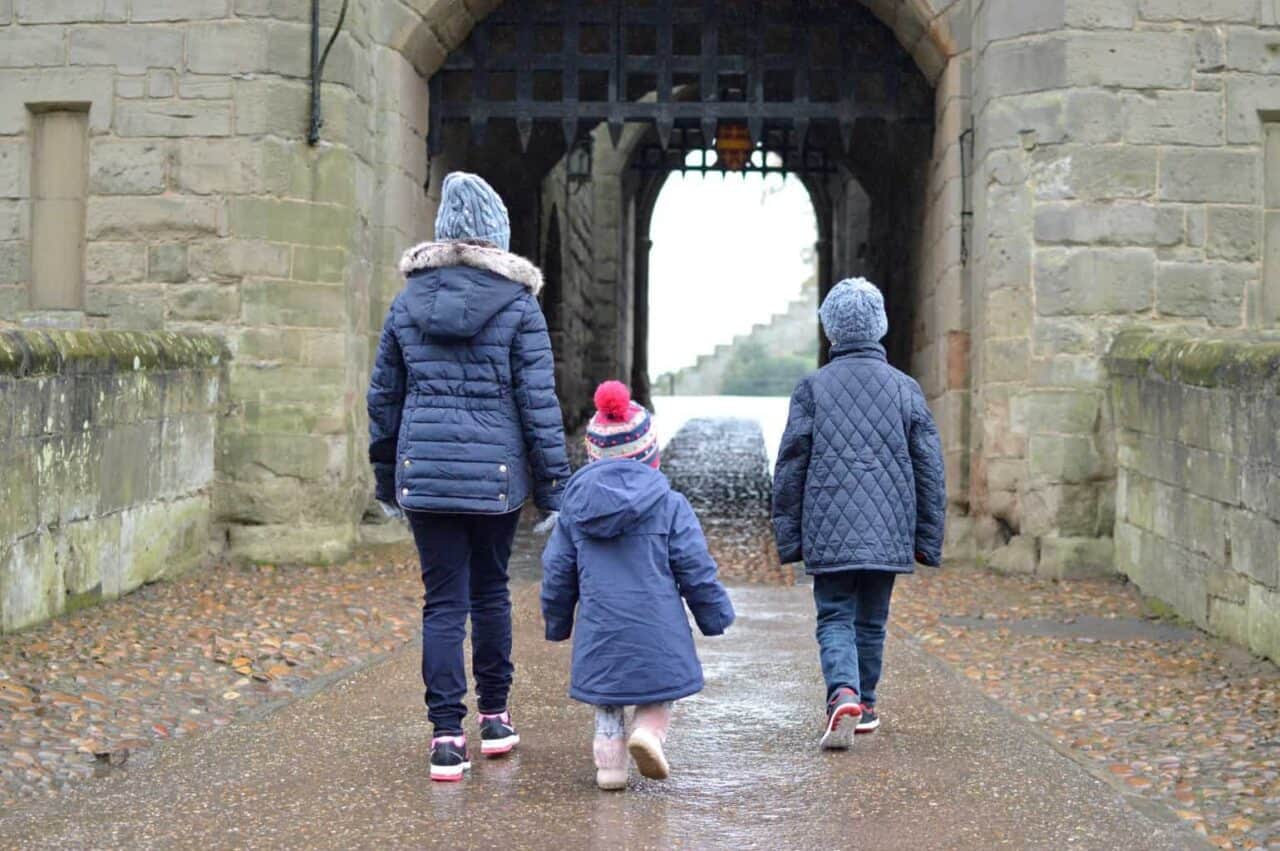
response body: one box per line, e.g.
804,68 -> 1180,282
399,240 -> 544,296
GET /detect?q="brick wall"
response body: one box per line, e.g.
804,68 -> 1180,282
0,329 -> 223,632
1108,329 -> 1280,663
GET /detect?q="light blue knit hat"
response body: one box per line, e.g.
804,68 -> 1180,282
819,277 -> 888,345
434,172 -> 511,251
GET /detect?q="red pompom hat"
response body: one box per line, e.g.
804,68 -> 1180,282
584,381 -> 660,469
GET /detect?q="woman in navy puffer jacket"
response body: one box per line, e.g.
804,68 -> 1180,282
367,172 -> 571,781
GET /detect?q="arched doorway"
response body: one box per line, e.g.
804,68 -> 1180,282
428,0 -> 936,421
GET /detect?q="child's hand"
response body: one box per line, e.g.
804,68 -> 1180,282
533,511 -> 560,535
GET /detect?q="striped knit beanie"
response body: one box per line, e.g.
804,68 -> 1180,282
434,172 -> 511,251
585,381 -> 660,469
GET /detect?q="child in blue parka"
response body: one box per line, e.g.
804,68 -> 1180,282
541,381 -> 735,791
772,278 -> 946,750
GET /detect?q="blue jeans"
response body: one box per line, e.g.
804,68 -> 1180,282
813,570 -> 897,706
408,510 -> 522,735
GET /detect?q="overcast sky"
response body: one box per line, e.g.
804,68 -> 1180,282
647,169 -> 817,376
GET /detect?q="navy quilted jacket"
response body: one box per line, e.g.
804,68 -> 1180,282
367,241 -> 571,514
541,459 -> 735,705
772,341 -> 946,574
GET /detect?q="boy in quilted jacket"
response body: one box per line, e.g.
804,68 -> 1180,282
771,278 -> 946,749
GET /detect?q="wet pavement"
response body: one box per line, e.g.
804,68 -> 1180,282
1,413 -> 1272,848
0,579 -> 1197,850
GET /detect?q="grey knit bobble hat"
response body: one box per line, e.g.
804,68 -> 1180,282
434,172 -> 511,251
819,277 -> 889,345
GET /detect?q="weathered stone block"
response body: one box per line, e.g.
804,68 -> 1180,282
1067,31 -> 1193,89
115,101 -> 233,138
240,280 -> 344,328
85,242 -> 146,285
1034,202 -> 1183,247
1224,28 -> 1280,74
1247,584 -> 1280,664
1032,146 -> 1157,201
1035,247 -> 1155,316
1122,91 -> 1224,147
0,141 -> 27,199
87,197 -> 219,240
84,285 -> 166,329
1156,261 -> 1251,327
1,534 -> 61,631
115,497 -> 207,594
978,38 -> 1068,100
97,422 -> 161,512
0,25 -> 65,66
232,78 -> 309,136
0,240 -> 29,285
88,140 -> 166,196
292,246 -> 346,283
222,431 -> 334,482
1205,206 -> 1260,262
1065,0 -> 1136,28
1138,0 -> 1256,21
985,535 -> 1039,575
15,0 -> 125,23
0,441 -> 38,542
69,25 -> 182,73
227,522 -> 353,565
189,239 -> 291,280
168,283 -> 239,321
1038,536 -> 1116,579
230,198 -> 351,246
0,69 -> 115,135
158,414 -> 215,496
148,244 -> 188,283
1028,434 -> 1104,483
131,0 -> 229,20
187,20 -> 269,74
1012,389 -> 1101,436
178,75 -> 233,100
1159,148 -> 1259,204
983,0 -> 1065,41
1229,508 -> 1280,588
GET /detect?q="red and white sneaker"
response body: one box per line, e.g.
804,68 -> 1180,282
430,735 -> 471,782
820,688 -> 862,750
479,710 -> 520,757
855,705 -> 880,734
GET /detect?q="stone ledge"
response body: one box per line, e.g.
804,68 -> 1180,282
1107,328 -> 1280,391
0,329 -> 226,378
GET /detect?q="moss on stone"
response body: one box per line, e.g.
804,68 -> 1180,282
0,330 -> 227,379
1107,328 -> 1280,393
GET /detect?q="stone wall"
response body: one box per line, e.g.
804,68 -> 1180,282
0,329 -> 223,632
968,0 -> 1280,578
1108,329 -> 1280,663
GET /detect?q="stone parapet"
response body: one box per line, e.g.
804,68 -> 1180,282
1107,328 -> 1280,663
0,329 -> 224,632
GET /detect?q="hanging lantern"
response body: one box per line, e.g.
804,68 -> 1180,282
714,120 -> 753,171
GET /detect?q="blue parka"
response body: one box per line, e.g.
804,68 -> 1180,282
367,240 -> 571,514
541,460 -> 736,706
772,341 -> 947,574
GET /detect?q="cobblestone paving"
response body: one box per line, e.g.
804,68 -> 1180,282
893,568 -> 1280,850
0,546 -> 424,809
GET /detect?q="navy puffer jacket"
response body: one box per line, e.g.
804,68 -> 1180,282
367,240 -> 571,514
541,460 -> 735,706
772,341 -> 946,574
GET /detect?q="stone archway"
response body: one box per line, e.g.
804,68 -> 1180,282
370,0 -> 974,558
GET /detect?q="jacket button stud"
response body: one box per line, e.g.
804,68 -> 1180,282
404,460 -> 410,468
402,488 -> 409,496
499,464 -> 507,473
498,493 -> 506,501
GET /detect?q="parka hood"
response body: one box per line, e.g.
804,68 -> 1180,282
562,459 -> 670,539
398,240 -> 544,339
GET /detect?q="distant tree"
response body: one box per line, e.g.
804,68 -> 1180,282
720,340 -> 816,396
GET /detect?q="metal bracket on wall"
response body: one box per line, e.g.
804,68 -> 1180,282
309,0 -> 350,146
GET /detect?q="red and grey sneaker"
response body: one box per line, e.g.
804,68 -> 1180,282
479,710 -> 520,757
855,704 -> 880,734
430,735 -> 471,782
820,688 -> 862,750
